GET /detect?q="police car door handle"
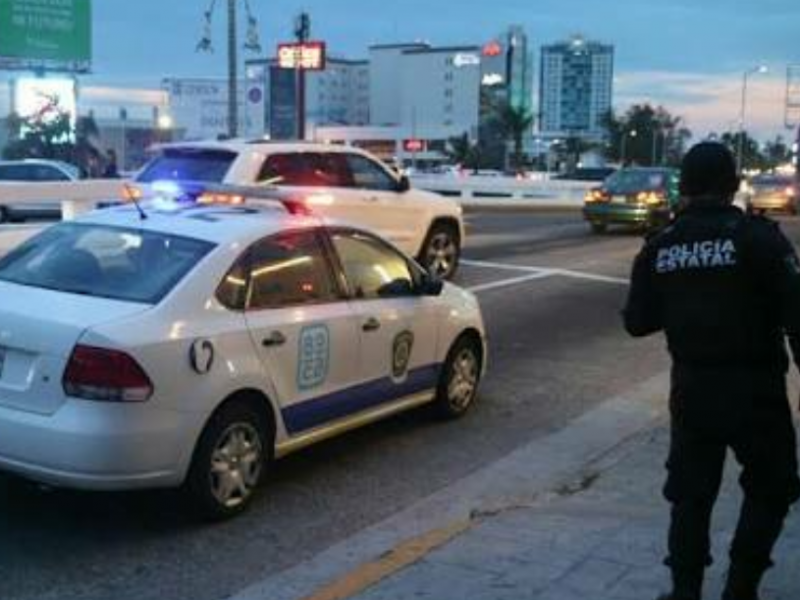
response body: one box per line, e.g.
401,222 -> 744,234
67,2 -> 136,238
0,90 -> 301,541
262,331 -> 287,347
362,318 -> 381,332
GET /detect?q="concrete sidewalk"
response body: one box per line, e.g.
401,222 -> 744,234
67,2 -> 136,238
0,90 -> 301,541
338,423 -> 800,600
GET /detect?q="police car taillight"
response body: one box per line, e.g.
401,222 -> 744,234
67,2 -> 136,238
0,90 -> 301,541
63,345 -> 153,402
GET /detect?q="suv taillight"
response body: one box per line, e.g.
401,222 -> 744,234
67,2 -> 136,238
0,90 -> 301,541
281,199 -> 315,216
63,345 -> 153,402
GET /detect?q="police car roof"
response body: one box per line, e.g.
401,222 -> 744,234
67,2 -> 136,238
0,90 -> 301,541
75,201 -> 325,245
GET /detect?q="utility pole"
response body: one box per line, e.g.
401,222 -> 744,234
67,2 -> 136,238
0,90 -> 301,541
227,0 -> 238,138
197,0 -> 262,140
294,12 -> 311,141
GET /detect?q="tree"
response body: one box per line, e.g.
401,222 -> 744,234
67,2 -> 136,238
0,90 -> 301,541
2,94 -> 74,162
496,103 -> 534,170
763,135 -> 791,170
600,104 -> 691,167
719,131 -> 764,172
446,133 -> 481,172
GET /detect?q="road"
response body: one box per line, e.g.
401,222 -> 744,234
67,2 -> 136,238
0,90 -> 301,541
0,210 -> 778,600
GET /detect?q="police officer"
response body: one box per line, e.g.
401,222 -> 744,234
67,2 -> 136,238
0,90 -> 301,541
623,142 -> 800,600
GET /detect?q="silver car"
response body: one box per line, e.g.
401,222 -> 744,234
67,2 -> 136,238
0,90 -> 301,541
0,160 -> 80,223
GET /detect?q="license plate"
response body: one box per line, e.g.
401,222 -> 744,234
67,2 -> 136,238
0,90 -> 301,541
0,347 -> 5,380
612,195 -> 627,204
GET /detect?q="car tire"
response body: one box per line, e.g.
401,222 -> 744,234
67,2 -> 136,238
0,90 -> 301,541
420,223 -> 461,280
590,222 -> 607,234
184,399 -> 272,521
0,206 -> 9,224
432,335 -> 482,420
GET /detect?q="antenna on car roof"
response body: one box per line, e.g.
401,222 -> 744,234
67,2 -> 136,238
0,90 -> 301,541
123,184 -> 149,220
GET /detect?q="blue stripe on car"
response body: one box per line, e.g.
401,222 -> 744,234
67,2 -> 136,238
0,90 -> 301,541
282,364 -> 441,434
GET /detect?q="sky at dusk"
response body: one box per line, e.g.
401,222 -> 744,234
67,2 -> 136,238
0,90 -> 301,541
86,0 -> 800,140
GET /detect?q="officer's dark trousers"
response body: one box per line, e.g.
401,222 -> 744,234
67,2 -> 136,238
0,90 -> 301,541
664,366 -> 800,587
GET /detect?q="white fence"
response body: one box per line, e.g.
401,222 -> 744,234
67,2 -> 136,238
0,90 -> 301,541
411,175 -> 593,205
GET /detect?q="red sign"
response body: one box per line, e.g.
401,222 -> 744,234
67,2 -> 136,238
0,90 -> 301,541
482,41 -> 503,57
403,139 -> 427,153
277,41 -> 327,71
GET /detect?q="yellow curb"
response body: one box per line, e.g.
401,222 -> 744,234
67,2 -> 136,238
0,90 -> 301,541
297,519 -> 475,600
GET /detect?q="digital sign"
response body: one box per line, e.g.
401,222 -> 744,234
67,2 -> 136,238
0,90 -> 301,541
403,139 -> 427,153
277,41 -> 326,71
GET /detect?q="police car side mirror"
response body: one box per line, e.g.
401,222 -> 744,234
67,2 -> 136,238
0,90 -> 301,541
396,175 -> 411,194
420,272 -> 444,296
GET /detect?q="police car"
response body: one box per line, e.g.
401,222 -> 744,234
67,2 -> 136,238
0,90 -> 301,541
0,192 -> 486,519
133,141 -> 465,279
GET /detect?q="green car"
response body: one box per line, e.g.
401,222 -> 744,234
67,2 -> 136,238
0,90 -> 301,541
583,167 -> 680,234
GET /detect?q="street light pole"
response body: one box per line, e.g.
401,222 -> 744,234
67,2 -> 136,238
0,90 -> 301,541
737,65 -> 768,173
621,129 -> 637,166
227,0 -> 238,139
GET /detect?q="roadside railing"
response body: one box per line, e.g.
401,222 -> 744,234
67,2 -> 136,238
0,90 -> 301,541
0,179 -> 126,220
410,175 -> 593,204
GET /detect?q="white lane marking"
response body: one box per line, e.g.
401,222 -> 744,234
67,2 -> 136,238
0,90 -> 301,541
468,271 -> 552,293
462,259 -> 541,273
462,258 -> 629,286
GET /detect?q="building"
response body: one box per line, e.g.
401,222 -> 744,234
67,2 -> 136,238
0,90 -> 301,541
539,36 -> 614,141
244,57 -> 370,141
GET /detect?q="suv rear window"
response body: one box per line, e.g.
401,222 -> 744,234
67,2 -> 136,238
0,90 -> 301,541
0,223 -> 214,304
137,148 -> 238,183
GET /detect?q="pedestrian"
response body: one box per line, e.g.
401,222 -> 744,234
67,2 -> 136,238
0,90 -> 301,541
623,142 -> 800,600
103,148 -> 120,178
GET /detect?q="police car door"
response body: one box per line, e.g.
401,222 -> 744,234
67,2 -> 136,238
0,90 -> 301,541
237,229 -> 362,437
327,229 -> 441,406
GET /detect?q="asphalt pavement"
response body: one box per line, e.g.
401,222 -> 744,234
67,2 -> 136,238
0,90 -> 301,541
2,211 -> 795,600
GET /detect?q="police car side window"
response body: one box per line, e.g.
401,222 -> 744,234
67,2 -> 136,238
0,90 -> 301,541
331,231 -> 417,299
246,231 -> 338,310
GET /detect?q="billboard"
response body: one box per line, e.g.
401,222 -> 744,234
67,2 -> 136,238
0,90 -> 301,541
269,66 -> 298,140
14,77 -> 77,140
0,0 -> 92,72
277,42 -> 326,71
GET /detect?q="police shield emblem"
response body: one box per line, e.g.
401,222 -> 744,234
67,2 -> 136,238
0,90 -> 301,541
392,331 -> 415,381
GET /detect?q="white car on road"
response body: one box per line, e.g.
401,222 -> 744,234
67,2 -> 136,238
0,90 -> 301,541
134,141 -> 465,278
0,159 -> 81,222
0,196 -> 486,518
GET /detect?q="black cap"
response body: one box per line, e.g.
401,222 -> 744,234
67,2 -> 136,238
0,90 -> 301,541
679,142 -> 740,198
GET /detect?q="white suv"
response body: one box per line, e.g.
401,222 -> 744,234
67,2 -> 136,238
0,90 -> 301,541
135,141 -> 465,278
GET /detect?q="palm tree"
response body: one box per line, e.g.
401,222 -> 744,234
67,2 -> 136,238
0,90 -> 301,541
446,133 -> 481,172
496,103 -> 534,170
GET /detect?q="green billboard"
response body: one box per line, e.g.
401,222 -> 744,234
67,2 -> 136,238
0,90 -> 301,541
0,0 -> 91,70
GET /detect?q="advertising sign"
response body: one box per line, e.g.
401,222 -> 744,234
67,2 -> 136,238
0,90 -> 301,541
403,139 -> 427,153
164,78 -> 255,140
0,0 -> 92,72
277,41 -> 326,71
269,66 -> 298,140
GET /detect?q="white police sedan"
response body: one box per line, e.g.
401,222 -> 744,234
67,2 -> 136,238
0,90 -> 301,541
0,195 -> 486,518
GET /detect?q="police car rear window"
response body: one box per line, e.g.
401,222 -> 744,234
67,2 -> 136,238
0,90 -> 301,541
605,170 -> 667,193
0,223 -> 214,304
137,148 -> 237,183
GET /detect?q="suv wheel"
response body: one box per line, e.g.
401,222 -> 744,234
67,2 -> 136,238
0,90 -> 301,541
420,223 -> 460,279
590,222 -> 607,234
433,335 -> 482,419
184,400 -> 271,520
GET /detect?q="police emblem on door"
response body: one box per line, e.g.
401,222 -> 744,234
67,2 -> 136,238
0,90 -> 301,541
392,331 -> 415,382
298,325 -> 330,390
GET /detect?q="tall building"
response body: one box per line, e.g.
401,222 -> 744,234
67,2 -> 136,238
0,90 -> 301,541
539,36 -> 614,141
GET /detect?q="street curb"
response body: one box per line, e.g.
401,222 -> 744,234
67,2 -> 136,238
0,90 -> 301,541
230,371 -> 669,600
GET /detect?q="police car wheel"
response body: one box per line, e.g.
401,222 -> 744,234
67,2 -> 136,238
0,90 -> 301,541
421,224 -> 460,279
184,400 -> 271,520
434,336 -> 482,419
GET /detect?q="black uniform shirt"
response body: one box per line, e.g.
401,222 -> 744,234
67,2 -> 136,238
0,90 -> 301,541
624,201 -> 800,372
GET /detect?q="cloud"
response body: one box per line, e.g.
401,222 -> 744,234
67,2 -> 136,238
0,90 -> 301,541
616,70 -> 796,141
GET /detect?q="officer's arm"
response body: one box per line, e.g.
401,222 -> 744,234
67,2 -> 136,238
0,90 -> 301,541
758,225 -> 800,369
623,244 -> 662,337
